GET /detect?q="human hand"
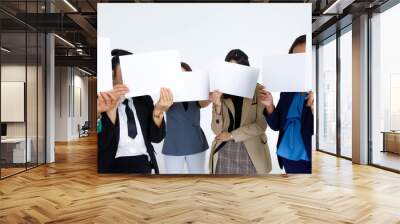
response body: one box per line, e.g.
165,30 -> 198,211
306,91 -> 314,108
209,90 -> 223,106
155,88 -> 173,114
97,84 -> 129,114
215,131 -> 233,142
258,87 -> 274,108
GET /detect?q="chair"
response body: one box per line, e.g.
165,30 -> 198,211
78,121 -> 90,138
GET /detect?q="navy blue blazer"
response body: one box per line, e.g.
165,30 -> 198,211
162,102 -> 208,156
265,92 -> 314,169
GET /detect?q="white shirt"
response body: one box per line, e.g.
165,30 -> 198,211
115,98 -> 148,158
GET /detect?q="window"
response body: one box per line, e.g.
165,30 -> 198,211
370,2 -> 400,171
339,29 -> 352,158
317,37 -> 337,154
0,1 -> 47,179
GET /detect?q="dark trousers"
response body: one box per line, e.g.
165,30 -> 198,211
281,157 -> 311,174
112,155 -> 152,173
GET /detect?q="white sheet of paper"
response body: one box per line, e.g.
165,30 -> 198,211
97,37 -> 113,92
209,62 -> 259,99
119,50 -> 182,99
261,53 -> 312,92
171,71 -> 209,102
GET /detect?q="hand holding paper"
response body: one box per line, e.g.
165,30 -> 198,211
209,90 -> 223,106
258,87 -> 275,114
97,84 -> 129,115
155,88 -> 174,113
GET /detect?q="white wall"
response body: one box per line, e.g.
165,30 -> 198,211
98,4 -> 312,72
55,67 -> 89,141
55,66 -> 68,141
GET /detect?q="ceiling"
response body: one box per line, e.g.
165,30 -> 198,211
0,0 -> 391,75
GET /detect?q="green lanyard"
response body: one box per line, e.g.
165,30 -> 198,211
97,117 -> 102,133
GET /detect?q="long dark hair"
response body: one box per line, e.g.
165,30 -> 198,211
225,49 -> 250,66
288,35 -> 306,54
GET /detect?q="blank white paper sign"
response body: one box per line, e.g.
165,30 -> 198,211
261,53 -> 311,92
119,50 -> 181,98
171,71 -> 209,102
210,62 -> 259,99
97,37 -> 113,92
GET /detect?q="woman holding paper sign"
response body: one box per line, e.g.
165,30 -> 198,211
259,35 -> 314,174
209,49 -> 272,175
162,62 -> 210,174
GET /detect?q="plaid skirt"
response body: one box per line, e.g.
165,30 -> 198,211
215,141 -> 257,174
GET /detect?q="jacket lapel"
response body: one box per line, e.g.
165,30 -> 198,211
132,96 -> 160,173
115,108 -> 120,144
284,92 -> 295,115
224,98 -> 235,118
132,97 -> 147,139
224,96 -> 253,126
240,98 -> 252,126
179,102 -> 194,122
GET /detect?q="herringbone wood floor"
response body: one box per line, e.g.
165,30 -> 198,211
1,135 -> 399,224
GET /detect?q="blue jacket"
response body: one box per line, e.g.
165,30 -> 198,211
265,92 -> 314,169
162,102 -> 209,156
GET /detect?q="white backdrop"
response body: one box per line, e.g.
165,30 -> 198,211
98,3 -> 312,174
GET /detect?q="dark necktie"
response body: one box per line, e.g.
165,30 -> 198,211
123,99 -> 137,139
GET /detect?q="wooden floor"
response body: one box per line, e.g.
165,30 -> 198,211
372,150 -> 400,171
0,167 -> 26,178
0,135 -> 400,223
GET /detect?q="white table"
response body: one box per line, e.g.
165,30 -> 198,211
1,138 -> 32,163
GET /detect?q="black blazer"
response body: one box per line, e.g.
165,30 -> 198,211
97,95 -> 165,173
264,92 -> 314,169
